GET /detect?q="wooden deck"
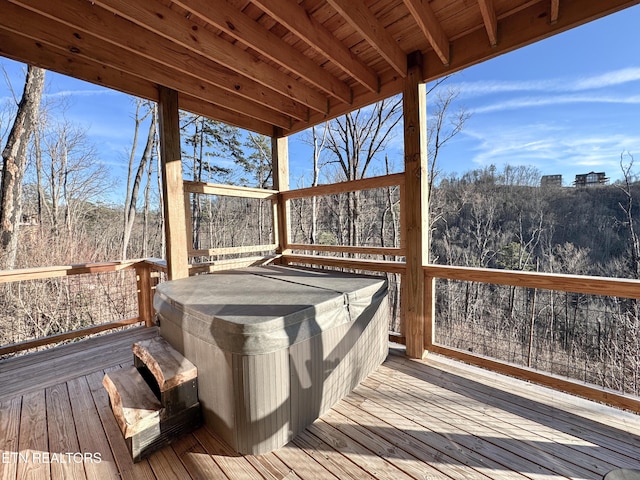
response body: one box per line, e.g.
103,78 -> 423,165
1,327 -> 640,480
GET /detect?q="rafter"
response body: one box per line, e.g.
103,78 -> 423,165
478,0 -> 498,47
551,0 -> 560,23
251,0 -> 379,93
402,0 -> 450,65
294,0 -> 640,134
172,0 -> 351,104
327,0 -> 407,77
0,2 -> 293,129
88,0 -> 328,114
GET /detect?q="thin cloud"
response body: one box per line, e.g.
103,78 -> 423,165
448,67 -> 640,99
44,89 -> 121,100
470,93 -> 640,114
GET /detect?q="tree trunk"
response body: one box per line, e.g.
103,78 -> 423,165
0,66 -> 45,269
123,104 -> 156,259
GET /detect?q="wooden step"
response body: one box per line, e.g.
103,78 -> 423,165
132,336 -> 197,392
133,336 -> 199,417
102,366 -> 162,439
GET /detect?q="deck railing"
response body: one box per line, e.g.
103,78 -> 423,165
4,174 -> 640,413
0,259 -> 165,357
424,265 -> 640,412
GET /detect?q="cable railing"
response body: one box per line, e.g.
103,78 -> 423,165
424,264 -> 640,412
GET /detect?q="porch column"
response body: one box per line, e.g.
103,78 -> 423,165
158,86 -> 189,280
272,127 -> 290,257
402,52 -> 428,359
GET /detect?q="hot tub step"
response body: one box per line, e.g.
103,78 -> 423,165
102,366 -> 162,439
102,337 -> 202,462
133,336 -> 199,417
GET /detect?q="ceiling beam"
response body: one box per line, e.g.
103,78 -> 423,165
551,0 -> 560,24
9,0 -> 309,122
293,0 -> 640,134
251,0 -> 379,93
90,0 -> 329,114
327,0 -> 407,77
402,0 -> 450,65
0,1 -> 293,129
0,27 -> 276,136
172,0 -> 351,105
478,0 -> 499,46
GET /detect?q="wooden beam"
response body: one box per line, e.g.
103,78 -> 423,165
402,0 -> 450,64
0,30 -> 275,136
2,1 -> 293,129
478,0 -> 499,46
281,172 -> 405,201
402,52 -> 428,359
158,87 -> 189,280
551,0 -> 561,24
283,254 -> 406,274
90,0 -> 328,114
172,0 -> 351,105
272,129 -> 290,256
251,0 -> 379,93
294,0 -> 640,134
327,0 -> 407,77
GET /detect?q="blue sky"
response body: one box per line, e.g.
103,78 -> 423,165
1,4 -> 640,200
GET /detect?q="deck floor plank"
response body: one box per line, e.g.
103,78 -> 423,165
146,446 -> 192,480
1,331 -> 639,479
192,426 -> 265,479
45,383 -> 86,480
0,396 -> 21,480
84,369 -> 157,480
291,430 -> 377,480
67,376 -> 120,480
16,390 -> 50,480
359,376 -> 586,479
368,365 -> 611,478
388,355 -> 640,461
171,433 -> 228,480
0,327 -> 157,402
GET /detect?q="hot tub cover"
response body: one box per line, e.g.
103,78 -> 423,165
154,265 -> 388,355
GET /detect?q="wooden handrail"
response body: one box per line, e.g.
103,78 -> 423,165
183,180 -> 277,199
284,253 -> 406,274
0,260 -> 139,283
288,244 -> 405,256
280,172 -> 404,201
424,264 -> 640,299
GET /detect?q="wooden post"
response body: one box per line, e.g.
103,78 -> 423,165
424,274 -> 435,349
158,86 -> 189,280
272,128 -> 290,257
402,52 -> 428,359
135,261 -> 154,327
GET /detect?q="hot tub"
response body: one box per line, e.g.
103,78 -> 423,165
153,265 -> 389,454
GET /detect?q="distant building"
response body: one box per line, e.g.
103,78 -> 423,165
574,171 -> 609,187
541,174 -> 562,187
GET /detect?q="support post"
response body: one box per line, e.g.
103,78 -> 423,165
135,261 -> 154,327
402,52 -> 428,359
272,128 -> 290,258
158,86 -> 189,280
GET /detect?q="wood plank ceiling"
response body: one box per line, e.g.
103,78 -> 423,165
0,0 -> 638,136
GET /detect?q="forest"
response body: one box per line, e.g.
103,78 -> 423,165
1,65 -> 639,397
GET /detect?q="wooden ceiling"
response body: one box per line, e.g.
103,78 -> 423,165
1,0 -> 638,136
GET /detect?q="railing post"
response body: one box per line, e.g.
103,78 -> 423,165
402,51 -> 428,359
424,272 -> 435,349
272,127 -> 290,259
136,261 -> 155,328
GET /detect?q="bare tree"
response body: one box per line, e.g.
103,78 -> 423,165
616,151 -> 640,279
0,65 -> 45,269
122,100 -> 156,259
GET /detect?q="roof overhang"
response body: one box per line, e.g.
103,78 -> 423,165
1,0 -> 638,136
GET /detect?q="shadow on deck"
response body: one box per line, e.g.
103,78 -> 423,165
1,327 -> 639,479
